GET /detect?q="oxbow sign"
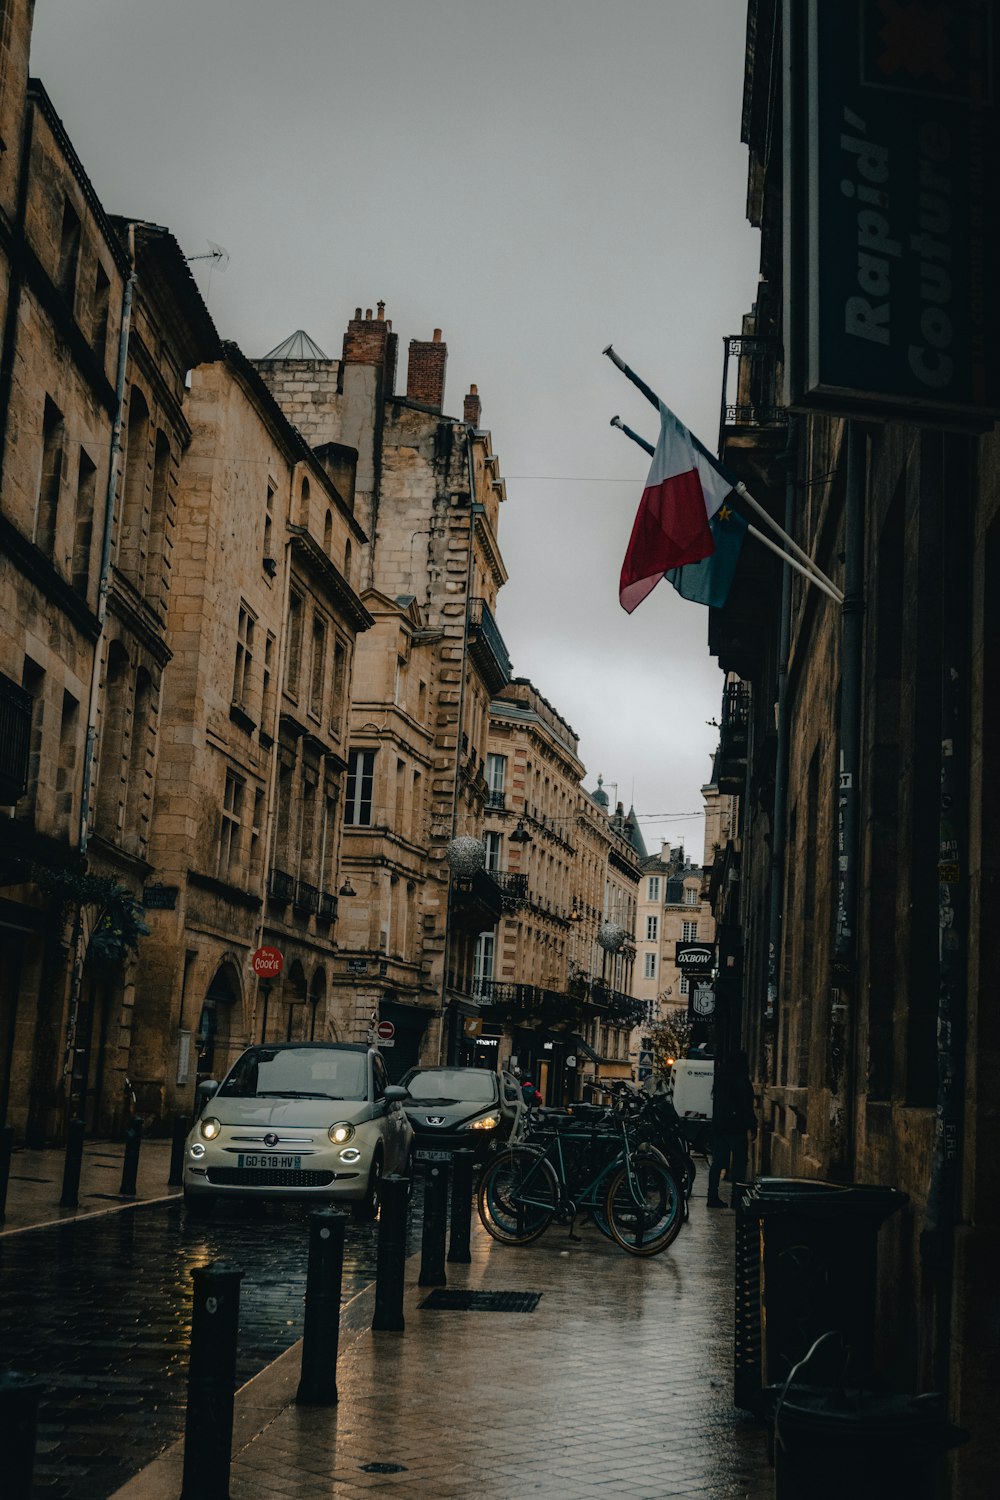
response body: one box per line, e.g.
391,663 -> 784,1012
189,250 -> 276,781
675,942 -> 716,974
251,945 -> 284,978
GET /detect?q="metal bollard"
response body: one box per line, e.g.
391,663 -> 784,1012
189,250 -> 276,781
180,1262 -> 244,1500
119,1116 -> 143,1196
59,1118 -> 85,1209
0,1125 -> 13,1225
168,1112 -> 189,1187
296,1209 -> 346,1406
372,1174 -> 410,1332
0,1370 -> 45,1500
418,1159 -> 449,1287
447,1148 -> 475,1264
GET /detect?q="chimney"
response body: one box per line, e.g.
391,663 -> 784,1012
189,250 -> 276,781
342,301 -> 392,368
463,383 -> 481,428
406,328 -> 448,411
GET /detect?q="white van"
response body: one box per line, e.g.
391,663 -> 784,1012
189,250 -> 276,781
669,1056 -> 715,1152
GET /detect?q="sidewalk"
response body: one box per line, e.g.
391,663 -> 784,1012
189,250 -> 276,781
1,1137 -> 179,1234
110,1187 -> 773,1500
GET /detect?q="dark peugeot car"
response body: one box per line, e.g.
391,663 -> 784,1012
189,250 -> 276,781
399,1066 -> 522,1163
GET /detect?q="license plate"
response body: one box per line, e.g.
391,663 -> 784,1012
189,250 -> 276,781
414,1148 -> 453,1162
238,1153 -> 301,1169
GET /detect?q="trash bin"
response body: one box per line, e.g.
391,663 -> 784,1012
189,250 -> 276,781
772,1333 -> 968,1500
734,1177 -> 908,1413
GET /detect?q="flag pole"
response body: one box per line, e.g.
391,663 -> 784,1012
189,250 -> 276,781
609,416 -> 843,605
604,345 -> 844,603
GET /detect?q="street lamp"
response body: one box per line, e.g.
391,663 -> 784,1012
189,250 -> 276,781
445,836 -> 486,874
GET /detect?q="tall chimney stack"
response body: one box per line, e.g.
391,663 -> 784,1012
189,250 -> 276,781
463,383 -> 481,428
406,328 -> 448,411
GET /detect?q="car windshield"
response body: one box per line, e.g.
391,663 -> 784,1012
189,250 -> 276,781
404,1068 -> 497,1104
218,1047 -> 368,1101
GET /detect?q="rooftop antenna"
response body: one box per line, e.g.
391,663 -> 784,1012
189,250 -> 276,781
186,241 -> 230,271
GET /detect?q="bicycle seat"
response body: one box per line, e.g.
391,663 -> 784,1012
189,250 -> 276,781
568,1104 -> 610,1123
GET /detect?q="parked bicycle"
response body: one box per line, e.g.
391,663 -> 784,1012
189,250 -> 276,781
477,1100 -> 683,1256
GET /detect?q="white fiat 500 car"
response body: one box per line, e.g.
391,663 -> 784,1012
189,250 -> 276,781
183,1042 -> 412,1219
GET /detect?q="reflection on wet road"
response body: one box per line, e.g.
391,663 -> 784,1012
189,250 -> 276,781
0,1198 -> 403,1499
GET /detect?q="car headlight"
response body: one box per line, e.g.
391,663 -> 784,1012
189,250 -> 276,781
328,1121 -> 355,1145
339,1147 -> 362,1163
199,1117 -> 221,1141
463,1113 -> 501,1131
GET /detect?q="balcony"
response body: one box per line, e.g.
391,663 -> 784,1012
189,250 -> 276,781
493,870 -> 528,909
450,866 -> 504,931
294,880 -> 320,916
589,984 -> 650,1029
467,598 -> 512,694
485,789 -> 507,810
718,335 -> 787,448
717,680 -> 751,795
317,890 -> 338,922
0,672 -> 32,806
475,979 -> 580,1026
267,867 -> 296,904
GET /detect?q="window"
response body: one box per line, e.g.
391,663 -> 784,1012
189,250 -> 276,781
286,590 -> 303,694
58,197 -> 81,303
261,631 -> 276,733
644,952 -> 656,980
330,640 -> 346,735
484,830 -> 502,873
344,538 -> 352,586
36,395 -> 64,558
486,752 -> 506,807
119,386 -> 149,584
146,431 -> 171,608
684,887 -> 698,906
647,875 -> 660,901
233,603 -> 255,708
219,770 -> 245,879
92,263 -> 111,364
473,930 -> 495,995
309,615 -> 326,718
250,787 -> 265,874
263,483 -> 275,569
679,976 -> 690,996
345,749 -> 375,826
323,510 -> 333,554
682,920 -> 699,942
72,448 -> 97,595
645,915 -> 658,942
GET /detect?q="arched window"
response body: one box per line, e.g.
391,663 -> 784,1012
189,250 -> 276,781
118,387 -> 149,584
344,538 -> 352,586
323,510 -> 333,555
299,476 -> 310,527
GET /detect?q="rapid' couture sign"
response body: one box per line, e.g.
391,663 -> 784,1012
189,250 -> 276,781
784,0 -> 998,425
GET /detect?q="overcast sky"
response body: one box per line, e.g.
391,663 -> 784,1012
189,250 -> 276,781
31,0 -> 760,860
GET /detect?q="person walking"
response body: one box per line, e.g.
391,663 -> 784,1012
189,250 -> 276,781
520,1075 -> 542,1110
706,1050 -> 757,1208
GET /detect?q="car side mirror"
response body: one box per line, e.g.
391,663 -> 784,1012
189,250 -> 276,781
196,1079 -> 219,1108
384,1085 -> 409,1104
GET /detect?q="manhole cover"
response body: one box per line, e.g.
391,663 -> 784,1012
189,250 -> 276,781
418,1289 -> 541,1312
361,1462 -> 408,1474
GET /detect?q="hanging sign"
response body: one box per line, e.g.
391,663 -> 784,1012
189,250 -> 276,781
251,945 -> 284,977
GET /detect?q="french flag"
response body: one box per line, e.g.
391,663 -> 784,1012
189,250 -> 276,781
619,403 -> 736,613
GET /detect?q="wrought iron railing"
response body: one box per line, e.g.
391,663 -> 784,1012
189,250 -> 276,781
0,671 -> 32,805
317,890 -> 338,921
294,880 -> 320,915
468,597 -> 512,689
268,867 -> 296,903
493,871 -> 528,903
718,334 -> 787,449
486,789 -> 506,810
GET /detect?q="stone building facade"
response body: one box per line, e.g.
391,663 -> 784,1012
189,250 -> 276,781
634,840 -> 715,1030
698,5 -> 1000,1492
255,308 -> 513,1077
131,347 -> 370,1123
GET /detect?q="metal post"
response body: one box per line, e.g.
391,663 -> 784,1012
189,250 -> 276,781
168,1112 -> 188,1187
0,1125 -> 13,1224
447,1149 -> 474,1264
296,1209 -> 346,1406
0,1371 -> 45,1500
180,1262 -> 244,1500
418,1160 -> 449,1287
119,1116 -> 143,1197
59,1117 -> 85,1209
372,1173 -> 410,1332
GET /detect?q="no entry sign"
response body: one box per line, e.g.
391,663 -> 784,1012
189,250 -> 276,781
376,1020 -> 395,1041
251,945 -> 284,978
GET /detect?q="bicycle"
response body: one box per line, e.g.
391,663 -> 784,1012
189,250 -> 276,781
477,1102 -> 683,1256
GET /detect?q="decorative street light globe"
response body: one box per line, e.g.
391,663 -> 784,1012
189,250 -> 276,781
446,836 -> 486,875
597,920 -> 627,953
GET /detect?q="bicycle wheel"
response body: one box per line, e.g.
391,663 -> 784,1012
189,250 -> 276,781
604,1158 -> 684,1256
477,1146 -> 559,1245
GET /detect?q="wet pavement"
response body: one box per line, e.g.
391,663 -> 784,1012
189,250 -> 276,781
1,1189 -> 394,1499
113,1185 -> 774,1500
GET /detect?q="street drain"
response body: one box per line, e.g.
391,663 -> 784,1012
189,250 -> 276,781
361,1462 -> 408,1474
418,1289 -> 541,1312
